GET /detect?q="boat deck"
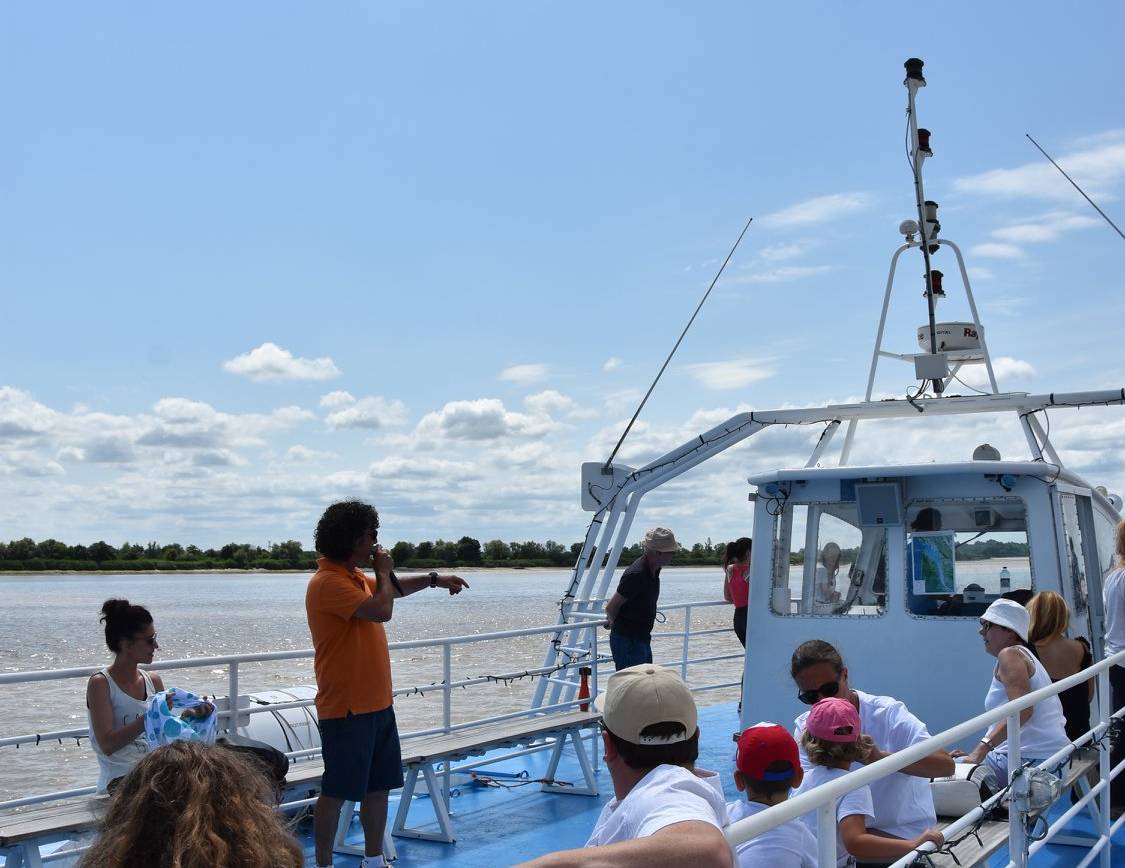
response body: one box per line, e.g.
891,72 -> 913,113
313,702 -> 1125,866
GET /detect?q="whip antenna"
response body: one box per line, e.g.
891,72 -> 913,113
1026,133 -> 1125,242
602,216 -> 754,472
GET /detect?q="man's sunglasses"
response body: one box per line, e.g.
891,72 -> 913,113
797,679 -> 841,705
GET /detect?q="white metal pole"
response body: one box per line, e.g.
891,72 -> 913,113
816,800 -> 837,867
680,605 -> 692,682
938,238 -> 999,393
227,661 -> 239,733
1098,665 -> 1112,868
1008,711 -> 1026,868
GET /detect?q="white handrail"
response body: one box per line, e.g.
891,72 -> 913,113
724,649 -> 1125,863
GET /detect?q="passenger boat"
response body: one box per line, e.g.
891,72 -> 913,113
3,58 -> 1124,866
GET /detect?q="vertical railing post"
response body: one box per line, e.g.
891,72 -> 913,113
1098,665 -> 1112,868
227,661 -> 239,734
442,643 -> 453,813
1008,711 -> 1026,868
816,800 -> 837,867
680,605 -> 692,682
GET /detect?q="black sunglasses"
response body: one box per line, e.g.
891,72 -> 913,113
797,679 -> 841,705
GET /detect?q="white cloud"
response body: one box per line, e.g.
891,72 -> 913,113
953,134 -> 1125,201
990,211 -> 1101,244
686,359 -> 774,390
499,363 -> 549,384
967,266 -> 995,281
284,445 -> 335,463
757,242 -> 808,262
0,386 -> 60,439
958,357 -> 1036,389
223,342 -> 340,382
319,390 -> 355,409
415,398 -> 555,441
759,192 -> 873,228
525,390 -> 596,421
603,388 -> 643,414
970,243 -> 1025,260
603,356 -> 623,372
324,396 -> 408,430
733,265 -> 835,284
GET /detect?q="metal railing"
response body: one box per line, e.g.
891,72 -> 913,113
724,649 -> 1125,868
0,597 -> 741,812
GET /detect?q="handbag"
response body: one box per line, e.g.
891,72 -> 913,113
929,761 -> 996,818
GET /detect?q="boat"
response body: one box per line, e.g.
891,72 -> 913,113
3,57 -> 1125,867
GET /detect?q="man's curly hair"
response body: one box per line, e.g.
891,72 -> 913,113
314,500 -> 379,560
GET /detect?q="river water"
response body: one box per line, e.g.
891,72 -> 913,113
0,567 -> 740,802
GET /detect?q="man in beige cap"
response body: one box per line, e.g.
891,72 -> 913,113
605,527 -> 677,670
517,664 -> 731,867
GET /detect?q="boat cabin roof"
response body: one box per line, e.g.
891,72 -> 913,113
748,460 -> 1071,486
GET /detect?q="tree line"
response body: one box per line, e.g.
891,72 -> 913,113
0,536 -> 743,572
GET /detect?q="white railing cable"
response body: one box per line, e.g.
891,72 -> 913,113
725,649 -> 1125,865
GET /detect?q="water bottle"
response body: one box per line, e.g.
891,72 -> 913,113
999,565 -> 1011,589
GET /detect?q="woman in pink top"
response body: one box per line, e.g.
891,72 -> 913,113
722,537 -> 752,648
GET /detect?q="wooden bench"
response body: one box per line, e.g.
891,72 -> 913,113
1,709 -> 600,866
922,750 -> 1101,868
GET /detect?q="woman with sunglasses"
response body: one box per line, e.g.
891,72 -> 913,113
790,640 -> 954,844
85,598 -> 166,792
950,599 -> 1069,784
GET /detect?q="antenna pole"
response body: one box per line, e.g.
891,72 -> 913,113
1026,133 -> 1125,242
904,58 -> 944,395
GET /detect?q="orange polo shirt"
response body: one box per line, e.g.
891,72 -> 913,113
305,557 -> 393,719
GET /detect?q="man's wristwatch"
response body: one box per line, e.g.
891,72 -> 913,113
979,736 -> 994,752
429,571 -> 439,588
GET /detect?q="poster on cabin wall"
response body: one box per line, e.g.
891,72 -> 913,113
910,531 -> 956,595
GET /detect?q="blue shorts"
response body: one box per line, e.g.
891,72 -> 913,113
319,707 -> 404,802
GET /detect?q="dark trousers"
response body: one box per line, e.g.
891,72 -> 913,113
609,631 -> 652,671
733,606 -> 747,648
1112,664 -> 1125,807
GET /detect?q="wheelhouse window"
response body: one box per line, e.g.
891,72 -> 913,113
905,498 -> 1031,617
769,502 -> 887,617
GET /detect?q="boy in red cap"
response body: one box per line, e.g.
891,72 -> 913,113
794,698 -> 943,866
728,723 -> 816,866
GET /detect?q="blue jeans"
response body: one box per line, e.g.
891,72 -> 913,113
610,632 -> 652,671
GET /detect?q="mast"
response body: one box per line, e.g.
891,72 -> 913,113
904,58 -> 944,395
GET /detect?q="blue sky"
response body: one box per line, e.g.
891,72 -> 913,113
2,2 -> 1124,551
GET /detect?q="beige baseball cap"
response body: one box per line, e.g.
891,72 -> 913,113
597,664 -> 697,745
642,527 -> 678,553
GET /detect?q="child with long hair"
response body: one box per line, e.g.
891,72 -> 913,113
795,698 -> 943,866
78,741 -> 304,868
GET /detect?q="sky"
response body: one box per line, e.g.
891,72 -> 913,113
1,2 -> 1124,552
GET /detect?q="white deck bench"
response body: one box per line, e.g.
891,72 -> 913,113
1,709 -> 600,866
923,750 -> 1101,868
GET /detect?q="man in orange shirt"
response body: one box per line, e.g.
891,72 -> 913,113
306,500 -> 469,868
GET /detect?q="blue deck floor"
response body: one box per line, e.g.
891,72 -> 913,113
307,701 -> 1125,866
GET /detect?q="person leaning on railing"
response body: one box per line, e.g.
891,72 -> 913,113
1102,516 -> 1125,813
721,537 -> 752,648
951,599 -> 1070,785
790,640 -> 953,842
1027,591 -> 1093,743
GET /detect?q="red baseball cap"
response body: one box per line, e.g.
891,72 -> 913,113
806,697 -> 861,743
735,722 -> 800,781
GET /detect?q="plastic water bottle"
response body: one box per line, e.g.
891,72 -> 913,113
999,565 -> 1011,589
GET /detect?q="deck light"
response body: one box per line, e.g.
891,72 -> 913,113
917,128 -> 932,155
923,269 -> 945,299
904,58 -> 925,85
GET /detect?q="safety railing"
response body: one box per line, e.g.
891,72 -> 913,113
724,649 -> 1125,868
0,596 -> 741,811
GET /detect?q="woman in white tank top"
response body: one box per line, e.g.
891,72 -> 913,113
85,599 -> 165,792
952,599 -> 1070,783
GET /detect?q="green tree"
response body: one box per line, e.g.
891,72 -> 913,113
36,539 -> 69,559
89,541 -> 118,563
391,541 -> 416,565
456,536 -> 482,564
160,543 -> 184,561
483,540 -> 510,561
270,540 -> 304,564
415,541 -> 434,560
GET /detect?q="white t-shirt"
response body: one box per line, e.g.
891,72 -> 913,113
1104,567 -> 1125,658
794,765 -> 874,868
727,799 -> 817,867
586,764 -> 728,847
794,689 -> 936,839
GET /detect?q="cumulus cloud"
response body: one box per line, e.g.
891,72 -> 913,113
284,445 -> 335,463
499,363 -> 550,384
990,211 -> 1100,244
953,133 -> 1125,201
603,356 -> 623,372
324,396 -> 408,430
686,359 -> 774,390
319,390 -> 355,409
759,192 -> 873,228
525,390 -> 595,421
970,243 -> 1025,260
223,342 -> 340,382
958,357 -> 1036,389
0,387 -> 60,439
415,398 -> 555,441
